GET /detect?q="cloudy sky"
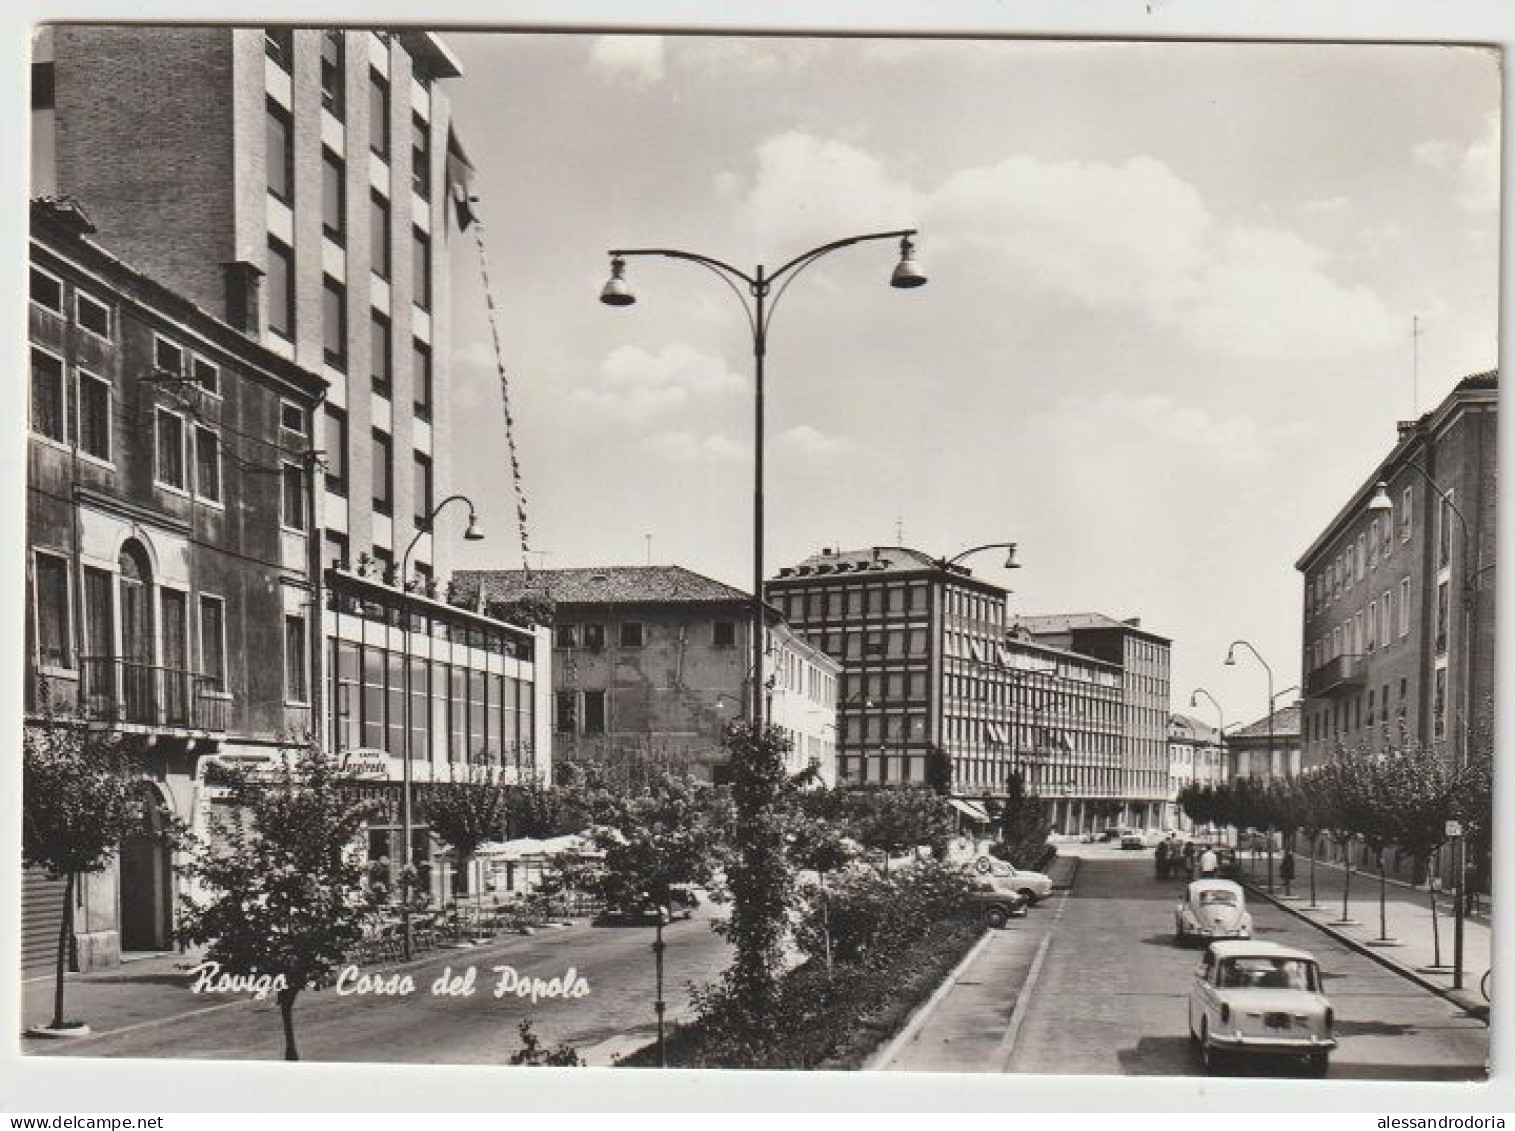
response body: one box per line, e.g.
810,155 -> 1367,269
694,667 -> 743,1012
439,33 -> 1499,730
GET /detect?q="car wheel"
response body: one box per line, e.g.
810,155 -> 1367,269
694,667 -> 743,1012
1199,1022 -> 1225,1075
984,904 -> 1010,929
1018,888 -> 1037,903
1306,1052 -> 1329,1078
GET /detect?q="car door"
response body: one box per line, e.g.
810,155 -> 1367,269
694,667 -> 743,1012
1190,952 -> 1216,1034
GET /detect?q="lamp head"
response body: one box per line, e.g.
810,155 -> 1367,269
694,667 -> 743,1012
1224,646 -> 1237,667
599,256 -> 636,307
890,236 -> 928,289
1367,481 -> 1394,514
463,512 -> 485,541
1003,543 -> 1020,570
1189,692 -> 1199,708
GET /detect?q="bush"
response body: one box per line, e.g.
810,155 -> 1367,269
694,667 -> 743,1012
618,860 -> 980,1070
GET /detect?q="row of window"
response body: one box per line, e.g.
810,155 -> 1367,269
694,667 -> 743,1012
554,621 -> 660,650
30,266 -> 111,339
773,581 -> 931,624
1308,491 -> 1421,616
1304,669 -> 1445,743
31,546 -> 233,696
1308,577 -> 1415,669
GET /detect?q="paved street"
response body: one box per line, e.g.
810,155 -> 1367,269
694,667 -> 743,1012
25,912 -> 732,1066
885,846 -> 1488,1079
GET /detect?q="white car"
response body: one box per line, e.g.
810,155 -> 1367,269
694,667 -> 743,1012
973,857 -> 1054,902
1175,879 -> 1253,944
1188,941 -> 1336,1076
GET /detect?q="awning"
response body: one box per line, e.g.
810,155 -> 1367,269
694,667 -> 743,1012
949,798 -> 991,824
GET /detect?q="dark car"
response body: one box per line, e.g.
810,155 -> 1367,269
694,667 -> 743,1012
595,885 -> 700,927
970,877 -> 1030,928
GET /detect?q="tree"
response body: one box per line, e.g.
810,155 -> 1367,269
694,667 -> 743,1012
984,772 -> 1052,868
838,786 -> 955,869
417,759 -> 511,901
1087,797 -> 1124,832
721,721 -> 794,1018
1315,749 -> 1367,923
176,745 -> 384,1060
23,708 -> 154,1032
567,772 -> 725,1067
1382,741 -> 1463,966
1284,774 -> 1331,908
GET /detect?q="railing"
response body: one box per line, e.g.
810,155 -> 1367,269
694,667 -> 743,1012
79,656 -> 228,734
1304,654 -> 1365,699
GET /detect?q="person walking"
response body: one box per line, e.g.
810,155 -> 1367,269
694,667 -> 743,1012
1200,845 -> 1219,879
1279,848 -> 1296,897
1182,841 -> 1196,882
1155,839 -> 1170,880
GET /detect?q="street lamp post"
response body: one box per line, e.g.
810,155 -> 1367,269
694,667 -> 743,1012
1369,470 -> 1484,990
1188,688 -> 1224,837
602,231 -> 927,729
397,494 -> 484,961
1225,639 -> 1276,891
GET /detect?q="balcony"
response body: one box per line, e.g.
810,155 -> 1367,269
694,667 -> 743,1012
1304,654 -> 1366,699
80,657 -> 229,736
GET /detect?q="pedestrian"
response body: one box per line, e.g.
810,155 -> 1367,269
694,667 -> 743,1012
1155,839 -> 1170,880
1200,845 -> 1219,878
1280,848 -> 1296,897
1181,841 -> 1196,881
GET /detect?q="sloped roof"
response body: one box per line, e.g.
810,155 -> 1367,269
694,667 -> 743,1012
772,545 -> 945,579
454,565 -> 752,607
1231,703 -> 1302,741
1169,713 -> 1222,745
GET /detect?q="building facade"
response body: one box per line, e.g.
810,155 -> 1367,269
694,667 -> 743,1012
1223,703 -> 1302,783
25,199 -> 326,970
456,567 -> 840,785
1167,713 -> 1228,821
1296,372 -> 1497,772
1017,613 -> 1174,829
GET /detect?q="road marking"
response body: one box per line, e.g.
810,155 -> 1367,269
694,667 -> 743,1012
997,885 -> 1072,1068
867,927 -> 995,1071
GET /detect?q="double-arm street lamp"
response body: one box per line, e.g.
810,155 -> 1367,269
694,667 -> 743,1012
1369,469 -> 1486,990
602,231 -> 928,726
396,494 -> 484,960
1225,639 -> 1277,890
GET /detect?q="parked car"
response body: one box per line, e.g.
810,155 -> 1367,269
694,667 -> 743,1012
1100,828 -> 1122,843
596,886 -> 699,927
969,876 -> 1029,928
1175,879 -> 1253,944
1120,832 -> 1146,851
1188,941 -> 1336,1076
973,857 -> 1054,902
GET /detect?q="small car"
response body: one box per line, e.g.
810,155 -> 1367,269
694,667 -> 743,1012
1189,940 -> 1336,1076
969,876 -> 1029,928
1175,879 -> 1253,944
973,857 -> 1055,903
1120,832 -> 1145,851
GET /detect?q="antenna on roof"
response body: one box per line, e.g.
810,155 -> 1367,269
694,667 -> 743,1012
1412,314 -> 1422,416
896,509 -> 904,545
645,533 -> 652,566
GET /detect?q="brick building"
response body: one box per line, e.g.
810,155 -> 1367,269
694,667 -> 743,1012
1296,372 -> 1497,769
25,198 -> 326,970
455,567 -> 839,785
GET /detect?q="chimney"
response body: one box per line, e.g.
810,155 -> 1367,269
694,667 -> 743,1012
223,260 -> 264,336
1122,617 -> 1142,628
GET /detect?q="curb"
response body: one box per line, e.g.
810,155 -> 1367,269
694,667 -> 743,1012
1244,881 -> 1488,1025
865,927 -> 993,1070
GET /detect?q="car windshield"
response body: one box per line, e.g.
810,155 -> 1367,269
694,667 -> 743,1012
1216,957 -> 1319,991
1198,890 -> 1238,906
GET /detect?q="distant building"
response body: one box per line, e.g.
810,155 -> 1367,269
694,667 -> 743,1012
1296,371 -> 1497,771
1225,703 -> 1302,782
455,566 -> 839,784
25,198 -> 325,970
1016,613 -> 1174,829
1168,713 -> 1228,830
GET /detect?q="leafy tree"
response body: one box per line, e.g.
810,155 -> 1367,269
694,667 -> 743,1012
837,785 -> 955,869
1087,797 -> 1124,832
509,1019 -> 584,1066
1315,748 -> 1368,923
1381,741 -> 1463,965
721,721 -> 795,1016
1283,774 -> 1331,907
984,772 -> 1052,868
176,745 -> 384,1060
23,708 -> 155,1031
417,759 -> 511,900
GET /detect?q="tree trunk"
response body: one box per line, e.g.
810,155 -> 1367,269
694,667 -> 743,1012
1377,853 -> 1389,939
1308,837 -> 1318,906
1429,870 -> 1443,967
278,988 -> 300,1061
52,871 -> 75,1029
1341,843 -> 1352,920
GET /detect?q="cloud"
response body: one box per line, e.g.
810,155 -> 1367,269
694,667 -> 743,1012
1415,115 -> 1499,213
588,36 -> 666,85
776,424 -> 855,457
719,131 -> 1398,361
636,430 -> 746,462
574,342 -> 743,422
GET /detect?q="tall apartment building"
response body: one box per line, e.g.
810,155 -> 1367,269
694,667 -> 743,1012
1296,372 -> 1497,770
29,27 -> 553,924
34,25 -> 465,584
1016,613 -> 1174,829
455,567 -> 840,784
25,199 -> 326,970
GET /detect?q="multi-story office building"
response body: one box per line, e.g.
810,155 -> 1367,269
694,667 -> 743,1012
455,567 -> 840,784
34,25 -> 466,584
25,198 -> 326,970
767,546 -> 1012,792
1016,613 -> 1174,829
1296,372 -> 1497,771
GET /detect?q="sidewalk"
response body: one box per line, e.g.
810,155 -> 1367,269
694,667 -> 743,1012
1243,854 -> 1490,1016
